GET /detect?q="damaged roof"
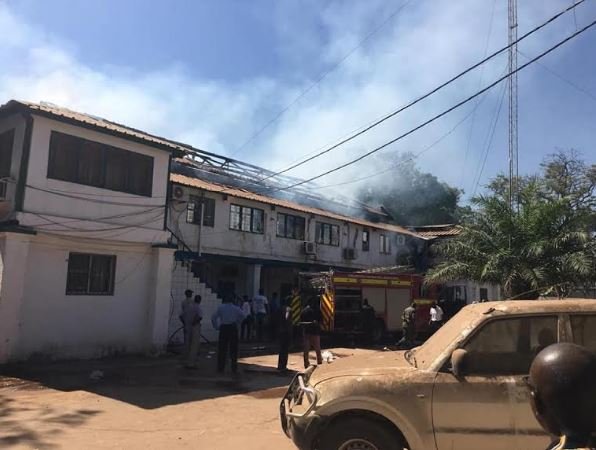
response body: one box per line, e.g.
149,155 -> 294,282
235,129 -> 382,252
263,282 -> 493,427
410,224 -> 462,238
171,173 -> 426,239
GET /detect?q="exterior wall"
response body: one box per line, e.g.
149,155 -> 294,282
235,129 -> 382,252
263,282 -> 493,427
0,113 -> 27,221
16,115 -> 170,243
169,183 -> 412,270
0,232 -> 174,362
445,280 -> 502,303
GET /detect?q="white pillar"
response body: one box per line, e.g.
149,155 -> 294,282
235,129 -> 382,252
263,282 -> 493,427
247,263 -> 262,298
0,233 -> 31,363
146,246 -> 175,352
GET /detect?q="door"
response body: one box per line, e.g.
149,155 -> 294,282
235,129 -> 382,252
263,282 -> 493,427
432,315 -> 558,450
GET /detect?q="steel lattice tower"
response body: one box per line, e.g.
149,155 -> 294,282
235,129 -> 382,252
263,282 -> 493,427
508,0 -> 519,210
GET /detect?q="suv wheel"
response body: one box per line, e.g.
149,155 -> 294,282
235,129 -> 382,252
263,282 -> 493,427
317,416 -> 405,450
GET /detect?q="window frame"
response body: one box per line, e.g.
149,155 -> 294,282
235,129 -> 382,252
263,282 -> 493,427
277,212 -> 306,240
0,128 -> 15,179
186,195 -> 216,227
66,252 -> 116,296
47,131 -> 154,197
379,234 -> 391,254
362,229 -> 370,252
315,222 -> 340,246
229,203 -> 264,234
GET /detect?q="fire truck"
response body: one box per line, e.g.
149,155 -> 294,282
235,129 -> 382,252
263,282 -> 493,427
292,270 -> 435,341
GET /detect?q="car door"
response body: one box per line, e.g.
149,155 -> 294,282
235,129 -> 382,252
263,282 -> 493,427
432,315 -> 558,450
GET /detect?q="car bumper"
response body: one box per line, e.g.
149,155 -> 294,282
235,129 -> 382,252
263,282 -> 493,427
280,369 -> 324,450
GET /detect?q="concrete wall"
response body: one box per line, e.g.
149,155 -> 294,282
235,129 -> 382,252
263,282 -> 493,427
0,113 -> 26,221
15,115 -> 170,243
0,232 -> 174,362
169,183 -> 413,270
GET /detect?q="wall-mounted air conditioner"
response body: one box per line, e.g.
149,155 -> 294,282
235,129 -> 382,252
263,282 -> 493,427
303,241 -> 316,255
343,248 -> 356,260
172,185 -> 185,200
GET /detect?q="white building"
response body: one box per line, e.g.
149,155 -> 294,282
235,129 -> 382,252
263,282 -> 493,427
0,101 -> 177,363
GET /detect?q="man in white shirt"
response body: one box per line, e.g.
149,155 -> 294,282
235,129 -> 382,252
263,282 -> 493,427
252,288 -> 268,342
429,300 -> 444,335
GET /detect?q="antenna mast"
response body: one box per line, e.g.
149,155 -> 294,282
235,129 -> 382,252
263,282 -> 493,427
508,0 -> 519,210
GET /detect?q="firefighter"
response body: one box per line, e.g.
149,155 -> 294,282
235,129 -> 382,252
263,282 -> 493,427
397,301 -> 417,348
301,297 -> 323,369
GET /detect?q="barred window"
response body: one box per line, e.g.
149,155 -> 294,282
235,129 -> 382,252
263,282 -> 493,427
66,253 -> 116,295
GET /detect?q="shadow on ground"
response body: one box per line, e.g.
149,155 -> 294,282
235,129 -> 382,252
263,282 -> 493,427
0,391 -> 101,448
0,343 -> 298,410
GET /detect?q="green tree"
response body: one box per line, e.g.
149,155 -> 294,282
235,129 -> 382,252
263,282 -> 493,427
426,151 -> 596,299
358,153 -> 462,226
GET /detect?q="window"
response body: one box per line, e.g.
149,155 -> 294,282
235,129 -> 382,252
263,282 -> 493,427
277,213 -> 305,240
0,129 -> 15,179
571,315 -> 596,352
229,204 -> 264,233
380,234 -> 391,254
66,253 -> 116,295
462,316 -> 558,375
362,229 -> 370,251
479,288 -> 489,302
186,196 -> 215,227
48,131 -> 154,196
316,222 -> 340,246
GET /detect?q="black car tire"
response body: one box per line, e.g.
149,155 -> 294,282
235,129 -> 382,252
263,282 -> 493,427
317,416 -> 405,450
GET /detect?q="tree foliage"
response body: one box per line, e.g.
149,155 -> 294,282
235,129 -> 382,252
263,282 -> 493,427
426,151 -> 596,299
358,153 -> 462,226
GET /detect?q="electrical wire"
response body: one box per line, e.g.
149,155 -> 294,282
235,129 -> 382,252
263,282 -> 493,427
251,0 -> 586,187
267,19 -> 596,192
25,206 -> 165,227
229,0 -> 415,157
470,80 -> 508,198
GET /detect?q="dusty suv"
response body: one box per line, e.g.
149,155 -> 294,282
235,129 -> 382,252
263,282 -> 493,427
280,299 -> 596,450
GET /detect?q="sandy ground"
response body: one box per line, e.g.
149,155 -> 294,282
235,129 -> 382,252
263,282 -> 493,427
0,346 -> 378,450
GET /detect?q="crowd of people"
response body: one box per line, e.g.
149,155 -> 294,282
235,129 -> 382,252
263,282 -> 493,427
178,286 -> 322,374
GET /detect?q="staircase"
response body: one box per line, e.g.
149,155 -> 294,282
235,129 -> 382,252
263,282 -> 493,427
167,227 -> 222,343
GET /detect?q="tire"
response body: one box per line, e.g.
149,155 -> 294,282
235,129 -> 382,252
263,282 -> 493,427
317,416 -> 405,450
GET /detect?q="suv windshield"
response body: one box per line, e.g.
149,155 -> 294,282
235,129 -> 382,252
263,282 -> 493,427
412,306 -> 483,369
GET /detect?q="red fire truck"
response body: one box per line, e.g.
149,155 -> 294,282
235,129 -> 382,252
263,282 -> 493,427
293,270 -> 435,341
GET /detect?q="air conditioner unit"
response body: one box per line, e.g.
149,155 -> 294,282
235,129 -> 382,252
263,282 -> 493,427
396,235 -> 406,246
172,185 -> 185,200
343,248 -> 356,260
303,241 -> 316,255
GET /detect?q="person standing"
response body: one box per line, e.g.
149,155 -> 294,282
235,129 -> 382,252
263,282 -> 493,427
211,296 -> 246,374
527,343 -> 596,449
397,302 -> 417,348
429,301 -> 444,335
277,296 -> 293,372
240,295 -> 253,342
252,288 -> 269,342
301,298 -> 323,369
269,292 -> 280,341
183,295 -> 203,369
179,289 -> 194,352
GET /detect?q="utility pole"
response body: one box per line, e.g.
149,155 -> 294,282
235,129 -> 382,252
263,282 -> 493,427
508,0 -> 519,211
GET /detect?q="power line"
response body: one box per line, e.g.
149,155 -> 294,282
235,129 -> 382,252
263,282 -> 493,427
229,0 -> 414,157
518,49 -> 596,104
253,0 -> 586,186
471,80 -> 508,197
269,19 -> 596,192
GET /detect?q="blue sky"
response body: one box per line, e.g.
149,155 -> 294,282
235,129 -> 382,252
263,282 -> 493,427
1,0 -> 595,200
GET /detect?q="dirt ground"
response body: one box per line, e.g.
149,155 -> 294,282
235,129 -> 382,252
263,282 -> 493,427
0,346 -> 379,450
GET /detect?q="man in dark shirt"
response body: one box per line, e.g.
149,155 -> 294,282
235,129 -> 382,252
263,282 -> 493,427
527,343 -> 596,450
277,295 -> 293,372
301,298 -> 323,369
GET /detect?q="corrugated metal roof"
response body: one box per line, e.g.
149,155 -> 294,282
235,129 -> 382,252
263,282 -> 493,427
171,173 -> 426,239
411,224 -> 462,238
1,100 -> 184,153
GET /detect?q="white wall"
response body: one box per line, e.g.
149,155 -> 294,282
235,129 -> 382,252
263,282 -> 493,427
0,232 -> 174,362
17,115 -> 170,243
170,184 -> 413,270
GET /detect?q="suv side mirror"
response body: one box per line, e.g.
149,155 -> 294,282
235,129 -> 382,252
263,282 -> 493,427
451,348 -> 469,378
